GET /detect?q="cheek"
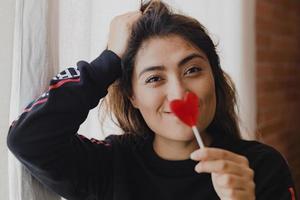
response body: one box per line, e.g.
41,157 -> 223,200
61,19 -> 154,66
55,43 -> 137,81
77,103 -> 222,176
203,89 -> 216,117
193,77 -> 216,126
133,86 -> 163,116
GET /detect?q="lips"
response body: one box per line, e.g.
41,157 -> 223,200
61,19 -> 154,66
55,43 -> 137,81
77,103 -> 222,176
163,106 -> 200,113
163,111 -> 173,115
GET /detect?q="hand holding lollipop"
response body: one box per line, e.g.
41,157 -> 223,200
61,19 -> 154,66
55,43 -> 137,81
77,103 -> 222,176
172,94 -> 256,199
170,92 -> 205,148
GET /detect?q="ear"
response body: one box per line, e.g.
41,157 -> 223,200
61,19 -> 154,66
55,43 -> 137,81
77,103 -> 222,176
130,95 -> 139,109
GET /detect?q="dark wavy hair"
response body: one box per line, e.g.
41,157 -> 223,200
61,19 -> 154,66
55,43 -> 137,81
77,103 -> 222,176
101,1 -> 241,140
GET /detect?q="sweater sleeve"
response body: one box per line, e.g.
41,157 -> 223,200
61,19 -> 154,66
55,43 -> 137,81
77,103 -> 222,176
253,146 -> 298,200
7,50 -> 122,200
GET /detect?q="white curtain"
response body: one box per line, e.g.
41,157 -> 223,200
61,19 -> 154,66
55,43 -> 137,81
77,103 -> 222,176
8,0 -> 255,199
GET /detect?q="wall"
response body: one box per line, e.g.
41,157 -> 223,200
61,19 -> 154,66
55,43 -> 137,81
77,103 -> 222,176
256,0 -> 300,193
0,0 -> 15,199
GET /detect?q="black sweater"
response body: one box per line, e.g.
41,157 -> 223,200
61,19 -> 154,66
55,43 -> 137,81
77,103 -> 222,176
7,50 -> 297,200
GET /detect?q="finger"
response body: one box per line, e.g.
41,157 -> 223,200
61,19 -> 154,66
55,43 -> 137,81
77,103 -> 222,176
217,188 -> 255,200
190,148 -> 249,166
124,12 -> 142,26
125,11 -> 142,18
115,11 -> 141,23
195,160 -> 254,178
128,12 -> 142,23
213,173 -> 255,191
143,0 -> 158,14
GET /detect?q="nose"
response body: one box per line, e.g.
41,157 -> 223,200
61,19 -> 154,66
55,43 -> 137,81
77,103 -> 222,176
167,78 -> 188,101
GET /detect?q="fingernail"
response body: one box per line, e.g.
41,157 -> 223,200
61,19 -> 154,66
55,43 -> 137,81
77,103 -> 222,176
195,163 -> 202,173
190,152 -> 197,160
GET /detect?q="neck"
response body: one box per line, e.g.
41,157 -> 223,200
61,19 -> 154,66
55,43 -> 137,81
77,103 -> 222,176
153,131 -> 212,161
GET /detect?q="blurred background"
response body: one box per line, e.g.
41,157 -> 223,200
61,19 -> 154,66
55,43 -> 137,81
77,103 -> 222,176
255,0 -> 300,193
0,0 -> 299,199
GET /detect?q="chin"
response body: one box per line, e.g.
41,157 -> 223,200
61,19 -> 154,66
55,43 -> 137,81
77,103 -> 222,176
164,124 -> 195,141
149,116 -> 197,141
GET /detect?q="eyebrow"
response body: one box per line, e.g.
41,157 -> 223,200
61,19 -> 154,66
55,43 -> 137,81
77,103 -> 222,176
138,53 -> 207,78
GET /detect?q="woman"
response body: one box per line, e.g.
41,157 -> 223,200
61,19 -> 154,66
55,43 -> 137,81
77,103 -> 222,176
7,1 -> 297,200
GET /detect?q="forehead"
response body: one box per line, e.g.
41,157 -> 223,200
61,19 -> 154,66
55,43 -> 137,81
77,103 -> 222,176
135,35 -> 207,68
136,35 -> 199,59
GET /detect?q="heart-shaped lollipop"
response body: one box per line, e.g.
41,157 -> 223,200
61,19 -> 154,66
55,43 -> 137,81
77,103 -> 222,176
170,92 -> 205,148
170,92 -> 199,127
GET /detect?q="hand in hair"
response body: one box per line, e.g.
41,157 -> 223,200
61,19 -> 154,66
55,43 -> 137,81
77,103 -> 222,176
190,148 -> 255,200
107,11 -> 142,58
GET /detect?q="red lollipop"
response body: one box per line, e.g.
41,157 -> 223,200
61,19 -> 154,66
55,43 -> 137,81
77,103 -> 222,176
170,92 -> 205,148
169,92 -> 199,127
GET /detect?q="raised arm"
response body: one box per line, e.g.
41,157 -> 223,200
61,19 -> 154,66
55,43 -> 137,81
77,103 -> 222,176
7,11 -> 142,199
7,50 -> 121,199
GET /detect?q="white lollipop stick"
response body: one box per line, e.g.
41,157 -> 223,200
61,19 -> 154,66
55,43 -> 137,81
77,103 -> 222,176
192,126 -> 205,149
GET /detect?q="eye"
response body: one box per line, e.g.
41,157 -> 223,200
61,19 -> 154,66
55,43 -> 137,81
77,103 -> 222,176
184,66 -> 202,76
145,76 -> 162,84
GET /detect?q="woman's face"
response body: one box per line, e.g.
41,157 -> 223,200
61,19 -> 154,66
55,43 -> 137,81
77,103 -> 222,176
131,35 -> 216,142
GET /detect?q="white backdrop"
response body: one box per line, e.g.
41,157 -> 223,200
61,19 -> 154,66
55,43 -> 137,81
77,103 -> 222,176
8,0 -> 255,199
0,1 -> 15,199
